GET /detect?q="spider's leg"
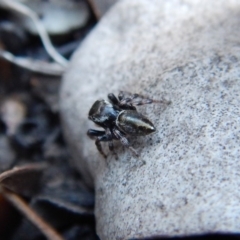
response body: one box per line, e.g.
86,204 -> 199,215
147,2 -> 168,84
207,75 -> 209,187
88,129 -> 117,158
87,129 -> 110,158
108,93 -> 119,105
108,139 -> 118,160
118,91 -> 140,103
87,129 -> 105,138
96,133 -> 112,158
113,128 -> 139,157
118,91 -> 170,107
118,91 -> 156,106
108,92 -> 135,110
95,137 -> 107,158
106,128 -> 118,159
118,91 -> 129,101
93,129 -> 115,158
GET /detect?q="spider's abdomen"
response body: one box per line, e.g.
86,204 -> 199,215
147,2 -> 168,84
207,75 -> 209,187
116,110 -> 156,136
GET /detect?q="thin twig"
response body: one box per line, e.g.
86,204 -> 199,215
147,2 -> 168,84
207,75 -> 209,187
0,163 -> 47,183
1,188 -> 64,240
0,0 -> 68,68
0,50 -> 64,76
87,0 -> 101,20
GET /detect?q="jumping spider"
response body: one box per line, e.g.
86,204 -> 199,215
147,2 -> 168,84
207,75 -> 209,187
87,91 -> 168,158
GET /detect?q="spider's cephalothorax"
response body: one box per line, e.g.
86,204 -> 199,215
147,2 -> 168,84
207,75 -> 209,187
87,91 -> 165,158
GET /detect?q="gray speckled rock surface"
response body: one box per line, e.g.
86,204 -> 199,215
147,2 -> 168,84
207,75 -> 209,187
60,0 -> 240,239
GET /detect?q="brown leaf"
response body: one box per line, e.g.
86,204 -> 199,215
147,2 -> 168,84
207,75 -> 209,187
2,188 -> 64,240
0,163 -> 46,197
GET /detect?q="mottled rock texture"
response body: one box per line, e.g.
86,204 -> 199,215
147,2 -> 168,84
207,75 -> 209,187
60,0 -> 240,239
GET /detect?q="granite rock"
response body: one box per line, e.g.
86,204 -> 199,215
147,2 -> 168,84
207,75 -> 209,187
60,0 -> 240,239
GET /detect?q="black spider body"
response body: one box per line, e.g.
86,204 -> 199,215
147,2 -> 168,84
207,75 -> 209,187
87,91 -> 159,158
116,110 -> 156,136
88,100 -> 119,128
